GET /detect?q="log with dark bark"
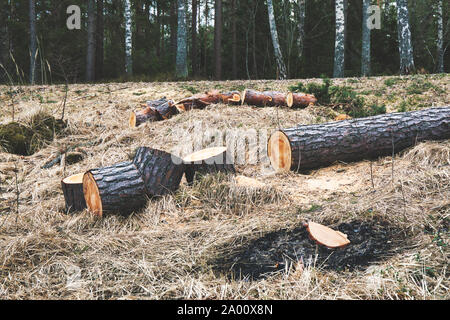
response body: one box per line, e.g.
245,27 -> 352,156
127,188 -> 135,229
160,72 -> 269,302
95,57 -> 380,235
61,173 -> 87,213
133,147 -> 185,196
83,161 -> 148,216
129,105 -> 162,128
154,99 -> 178,120
241,89 -> 292,107
286,92 -> 317,108
175,90 -> 241,111
268,107 -> 450,171
183,146 -> 236,185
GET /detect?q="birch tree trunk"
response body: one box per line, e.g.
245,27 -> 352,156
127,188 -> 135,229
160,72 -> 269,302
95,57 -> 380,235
267,0 -> 287,80
124,0 -> 133,76
296,0 -> 306,61
396,0 -> 415,74
436,0 -> 444,73
333,0 -> 345,78
86,0 -> 96,82
214,0 -> 223,80
361,0 -> 371,76
29,0 -> 37,84
176,0 -> 188,79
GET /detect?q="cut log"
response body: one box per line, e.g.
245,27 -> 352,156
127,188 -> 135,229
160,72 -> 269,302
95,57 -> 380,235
304,221 -> 350,249
83,161 -> 148,217
241,89 -> 297,107
154,99 -> 178,120
268,107 -> 450,171
129,105 -> 162,127
133,147 -> 185,196
183,146 -> 236,185
61,173 -> 87,213
174,90 -> 241,111
286,92 -> 317,108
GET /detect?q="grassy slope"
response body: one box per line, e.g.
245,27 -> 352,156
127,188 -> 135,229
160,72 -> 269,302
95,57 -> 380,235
0,74 -> 448,299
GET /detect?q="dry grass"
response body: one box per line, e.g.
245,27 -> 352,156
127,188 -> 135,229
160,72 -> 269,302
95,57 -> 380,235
0,75 -> 448,300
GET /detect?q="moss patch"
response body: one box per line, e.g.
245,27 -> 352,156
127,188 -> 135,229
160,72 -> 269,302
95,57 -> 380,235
0,112 -> 66,156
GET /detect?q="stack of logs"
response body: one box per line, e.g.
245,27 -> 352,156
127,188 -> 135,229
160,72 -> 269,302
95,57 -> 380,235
62,146 -> 236,217
129,89 -> 317,128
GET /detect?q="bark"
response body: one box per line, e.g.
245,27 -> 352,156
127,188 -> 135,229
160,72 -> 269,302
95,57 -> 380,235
231,0 -> 237,79
129,98 -> 168,127
176,0 -> 188,78
333,0 -> 345,78
133,147 -> 185,196
170,0 -> 178,63
436,0 -> 444,73
83,161 -> 148,216
396,0 -> 415,74
96,0 -> 104,80
86,0 -> 96,82
241,89 -> 287,107
267,0 -> 287,79
286,92 -> 317,108
214,0 -> 223,80
175,90 -> 241,111
192,0 -> 198,75
29,0 -> 37,84
296,0 -> 306,62
183,147 -> 235,185
154,99 -> 178,120
61,173 -> 87,213
361,0 -> 371,76
124,0 -> 133,76
268,107 -> 450,171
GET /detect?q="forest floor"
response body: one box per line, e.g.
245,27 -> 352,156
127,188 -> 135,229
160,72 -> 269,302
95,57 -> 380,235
0,74 -> 448,299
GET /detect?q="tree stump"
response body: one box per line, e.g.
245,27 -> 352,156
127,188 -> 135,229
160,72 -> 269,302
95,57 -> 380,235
183,146 -> 236,185
83,161 -> 148,217
61,173 -> 87,213
268,107 -> 450,171
133,147 -> 185,196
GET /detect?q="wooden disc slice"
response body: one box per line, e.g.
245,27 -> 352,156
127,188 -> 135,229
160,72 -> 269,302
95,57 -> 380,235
305,221 -> 350,249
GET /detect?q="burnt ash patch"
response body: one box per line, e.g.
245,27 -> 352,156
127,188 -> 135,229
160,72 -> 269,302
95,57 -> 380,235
212,219 -> 404,280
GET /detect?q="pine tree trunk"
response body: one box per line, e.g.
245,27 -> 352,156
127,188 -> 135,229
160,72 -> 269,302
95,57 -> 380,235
29,0 -> 37,84
333,0 -> 345,78
268,107 -> 450,171
176,0 -> 188,78
124,0 -> 133,76
83,161 -> 148,217
436,0 -> 444,73
96,0 -> 104,80
267,0 -> 287,80
133,147 -> 185,196
214,0 -> 223,80
170,0 -> 178,64
361,0 -> 371,76
231,0 -> 237,79
296,0 -> 306,62
192,0 -> 198,76
86,0 -> 96,82
396,0 -> 415,74
0,1 -> 8,69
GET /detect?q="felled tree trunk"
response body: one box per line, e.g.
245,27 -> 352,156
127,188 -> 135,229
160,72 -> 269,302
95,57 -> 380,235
175,90 -> 241,111
61,173 -> 87,213
183,147 -> 235,185
241,89 -> 286,107
129,98 -> 168,127
268,107 -> 450,171
83,161 -> 148,216
286,92 -> 317,108
133,147 -> 185,196
154,99 -> 178,120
